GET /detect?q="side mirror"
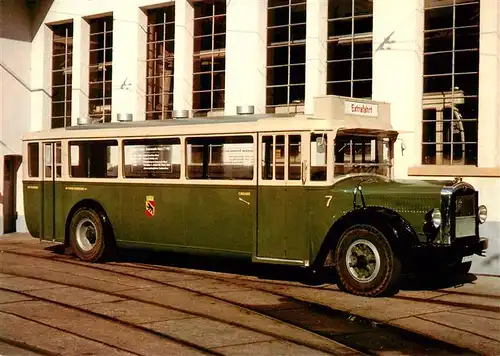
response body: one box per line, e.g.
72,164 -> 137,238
316,136 -> 326,153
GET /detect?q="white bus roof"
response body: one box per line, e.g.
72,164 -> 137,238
22,96 -> 396,141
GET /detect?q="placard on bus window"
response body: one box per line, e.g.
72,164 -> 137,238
123,138 -> 181,179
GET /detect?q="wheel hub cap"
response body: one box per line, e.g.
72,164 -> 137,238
76,218 -> 98,252
345,239 -> 381,283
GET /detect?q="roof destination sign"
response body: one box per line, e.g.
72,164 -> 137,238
344,100 -> 378,117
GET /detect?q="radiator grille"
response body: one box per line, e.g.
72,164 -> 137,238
455,194 -> 476,238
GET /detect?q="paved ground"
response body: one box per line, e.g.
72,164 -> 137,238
1,233 -> 499,355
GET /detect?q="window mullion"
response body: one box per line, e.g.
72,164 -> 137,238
162,11 -> 167,121
450,1 -> 457,165
350,1 -> 355,97
211,4 -> 215,112
103,20 -> 107,120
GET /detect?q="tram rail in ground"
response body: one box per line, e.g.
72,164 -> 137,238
1,237 -> 483,355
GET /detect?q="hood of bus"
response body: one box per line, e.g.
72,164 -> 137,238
332,175 -> 453,198
330,175 -> 453,230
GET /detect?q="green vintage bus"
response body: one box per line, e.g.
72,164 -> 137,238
22,96 -> 488,297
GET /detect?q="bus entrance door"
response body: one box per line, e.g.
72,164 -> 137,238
255,133 -> 308,265
41,142 -> 61,241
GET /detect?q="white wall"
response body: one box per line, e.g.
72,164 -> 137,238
372,0 -> 500,275
0,0 -> 32,233
372,0 -> 423,180
225,0 -> 266,114
5,0 -> 500,274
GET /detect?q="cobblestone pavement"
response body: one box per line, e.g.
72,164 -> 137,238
1,233 -> 498,355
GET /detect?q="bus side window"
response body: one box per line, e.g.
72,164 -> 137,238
44,143 -> 53,178
275,135 -> 284,180
186,136 -> 254,180
288,135 -> 301,180
69,140 -> 118,178
261,135 -> 285,181
261,136 -> 273,180
28,143 -> 39,178
310,134 -> 327,181
55,142 -> 62,178
123,138 -> 181,179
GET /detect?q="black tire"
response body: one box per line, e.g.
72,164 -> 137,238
334,224 -> 401,297
69,208 -> 110,262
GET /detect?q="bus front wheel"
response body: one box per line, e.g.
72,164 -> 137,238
334,224 -> 401,297
69,208 -> 109,262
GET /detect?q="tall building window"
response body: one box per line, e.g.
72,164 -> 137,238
193,0 -> 226,117
51,23 -> 73,128
422,0 -> 479,166
327,0 -> 373,98
88,16 -> 113,123
146,6 -> 175,120
266,0 -> 306,113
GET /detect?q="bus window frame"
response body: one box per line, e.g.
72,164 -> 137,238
122,136 -> 183,181
25,142 -> 41,179
41,140 -> 64,182
67,138 -> 120,181
184,133 -> 257,186
308,132 -> 334,185
22,131 -> 335,186
332,132 -> 395,179
258,131 -> 333,187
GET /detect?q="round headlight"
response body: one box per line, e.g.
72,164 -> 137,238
431,208 -> 442,228
478,205 -> 487,224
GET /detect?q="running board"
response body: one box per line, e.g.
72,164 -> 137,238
253,256 -> 309,267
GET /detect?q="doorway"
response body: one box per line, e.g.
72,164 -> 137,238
3,154 -> 23,233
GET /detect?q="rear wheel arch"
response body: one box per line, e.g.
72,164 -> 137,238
64,199 -> 115,249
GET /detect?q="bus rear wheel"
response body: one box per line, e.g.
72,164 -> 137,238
69,208 -> 109,262
334,224 -> 401,297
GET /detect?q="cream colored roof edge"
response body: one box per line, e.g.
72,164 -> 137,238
22,115 -> 331,141
22,96 -> 396,141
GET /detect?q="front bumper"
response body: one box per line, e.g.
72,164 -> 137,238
409,237 -> 488,270
475,237 -> 488,254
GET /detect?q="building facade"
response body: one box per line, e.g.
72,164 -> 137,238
1,0 -> 499,274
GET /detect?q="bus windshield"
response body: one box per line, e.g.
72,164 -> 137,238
334,134 -> 393,177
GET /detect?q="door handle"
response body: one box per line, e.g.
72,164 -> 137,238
301,160 -> 307,185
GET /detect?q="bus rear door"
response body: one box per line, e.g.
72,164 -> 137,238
41,142 -> 61,241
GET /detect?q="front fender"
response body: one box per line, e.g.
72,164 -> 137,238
312,206 -> 420,270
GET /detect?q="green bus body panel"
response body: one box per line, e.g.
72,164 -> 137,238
23,183 -> 42,238
117,184 -> 183,246
183,185 -> 255,253
256,186 -> 310,262
306,177 -> 445,263
23,181 -> 256,256
23,175 -> 447,266
257,186 -> 287,259
42,182 -> 54,240
283,186 -> 308,260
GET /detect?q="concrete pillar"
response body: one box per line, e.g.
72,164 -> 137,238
173,0 -> 194,113
477,0 -> 500,167
304,0 -> 328,115
372,0 -> 424,179
71,17 -> 90,126
224,0 -> 267,115
111,6 -> 148,122
30,24 -> 52,131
